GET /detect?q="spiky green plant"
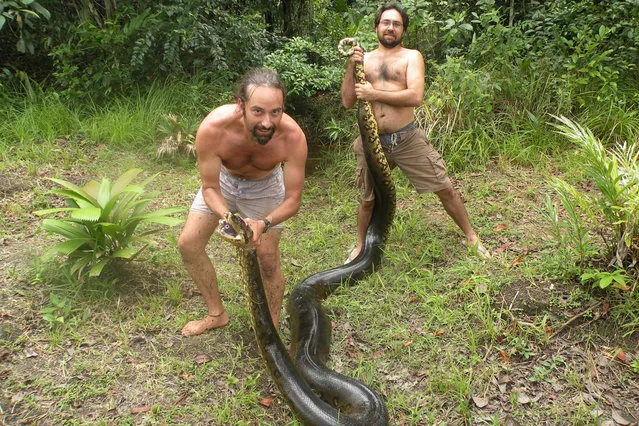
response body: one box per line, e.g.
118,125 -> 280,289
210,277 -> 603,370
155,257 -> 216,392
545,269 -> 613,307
547,115 -> 639,270
156,113 -> 197,158
35,168 -> 184,278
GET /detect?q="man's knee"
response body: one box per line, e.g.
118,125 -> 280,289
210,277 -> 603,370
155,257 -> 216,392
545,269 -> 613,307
177,231 -> 206,261
257,252 -> 281,280
435,186 -> 456,202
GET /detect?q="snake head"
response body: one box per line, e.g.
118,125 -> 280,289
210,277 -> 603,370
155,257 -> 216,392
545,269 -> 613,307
218,212 -> 253,246
338,37 -> 359,57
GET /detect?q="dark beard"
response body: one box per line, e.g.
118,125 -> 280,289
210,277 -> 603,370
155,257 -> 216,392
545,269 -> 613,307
251,127 -> 275,145
379,33 -> 402,48
243,108 -> 275,145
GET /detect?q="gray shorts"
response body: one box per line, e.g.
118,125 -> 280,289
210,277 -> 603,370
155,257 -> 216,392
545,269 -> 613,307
354,125 -> 452,202
190,166 -> 285,229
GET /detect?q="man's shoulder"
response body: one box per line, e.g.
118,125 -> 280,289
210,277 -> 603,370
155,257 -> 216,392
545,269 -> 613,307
398,46 -> 422,59
281,113 -> 305,136
206,103 -> 238,122
279,114 -> 307,154
200,104 -> 238,130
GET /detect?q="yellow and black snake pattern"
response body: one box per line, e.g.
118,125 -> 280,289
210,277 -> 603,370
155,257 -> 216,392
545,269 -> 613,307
218,38 -> 395,425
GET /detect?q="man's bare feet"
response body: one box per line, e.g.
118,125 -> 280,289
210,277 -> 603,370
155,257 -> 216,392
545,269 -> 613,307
181,311 -> 229,336
463,237 -> 492,260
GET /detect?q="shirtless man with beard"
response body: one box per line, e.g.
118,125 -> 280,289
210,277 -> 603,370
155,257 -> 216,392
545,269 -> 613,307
178,68 -> 307,336
341,2 -> 490,263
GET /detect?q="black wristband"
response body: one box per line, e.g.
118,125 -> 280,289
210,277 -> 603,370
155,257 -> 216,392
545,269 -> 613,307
262,218 -> 271,233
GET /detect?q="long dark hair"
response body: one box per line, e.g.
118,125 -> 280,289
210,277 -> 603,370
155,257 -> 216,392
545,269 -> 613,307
236,68 -> 287,104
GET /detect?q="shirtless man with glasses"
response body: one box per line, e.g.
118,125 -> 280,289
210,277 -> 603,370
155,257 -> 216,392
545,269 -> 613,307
341,2 -> 491,263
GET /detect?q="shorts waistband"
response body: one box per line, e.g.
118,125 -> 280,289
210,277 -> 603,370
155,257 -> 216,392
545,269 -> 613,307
380,122 -> 416,136
379,122 -> 417,153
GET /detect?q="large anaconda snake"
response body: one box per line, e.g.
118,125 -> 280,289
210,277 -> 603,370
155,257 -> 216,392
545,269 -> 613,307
218,38 -> 395,425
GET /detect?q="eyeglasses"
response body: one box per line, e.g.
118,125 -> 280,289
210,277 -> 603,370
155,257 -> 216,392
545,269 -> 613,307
379,19 -> 403,29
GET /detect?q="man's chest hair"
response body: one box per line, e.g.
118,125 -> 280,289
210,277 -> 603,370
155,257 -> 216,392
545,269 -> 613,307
221,143 -> 285,171
366,60 -> 406,83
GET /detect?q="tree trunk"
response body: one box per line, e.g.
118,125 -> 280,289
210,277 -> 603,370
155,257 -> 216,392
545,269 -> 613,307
509,0 -> 515,26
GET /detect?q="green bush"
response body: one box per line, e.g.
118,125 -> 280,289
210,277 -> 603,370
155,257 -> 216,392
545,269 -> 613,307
546,116 -> 639,273
49,1 -> 271,101
35,168 -> 184,278
264,36 -> 344,98
524,0 -> 639,103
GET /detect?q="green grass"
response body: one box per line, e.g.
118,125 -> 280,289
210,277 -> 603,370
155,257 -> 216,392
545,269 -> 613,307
1,89 -> 638,425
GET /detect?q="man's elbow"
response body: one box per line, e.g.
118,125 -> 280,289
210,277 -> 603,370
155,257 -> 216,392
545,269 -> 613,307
410,95 -> 424,107
341,97 -> 355,109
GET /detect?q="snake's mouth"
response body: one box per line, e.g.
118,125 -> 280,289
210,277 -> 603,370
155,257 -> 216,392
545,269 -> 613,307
218,212 -> 253,246
218,221 -> 241,241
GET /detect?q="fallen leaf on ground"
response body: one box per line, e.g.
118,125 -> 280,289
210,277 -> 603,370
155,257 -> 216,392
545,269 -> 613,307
612,409 -> 637,425
131,406 -> 152,414
495,243 -> 509,253
517,393 -> 531,404
0,349 -> 11,362
472,396 -> 489,408
509,257 -> 523,268
499,350 -> 512,363
493,224 -> 507,232
345,349 -> 359,358
178,371 -> 193,381
195,353 -> 212,364
172,392 -> 189,405
259,396 -> 275,407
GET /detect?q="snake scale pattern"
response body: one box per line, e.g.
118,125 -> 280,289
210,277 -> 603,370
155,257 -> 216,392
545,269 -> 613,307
218,38 -> 395,425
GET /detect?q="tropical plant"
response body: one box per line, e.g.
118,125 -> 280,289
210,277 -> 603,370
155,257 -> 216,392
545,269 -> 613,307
581,268 -> 629,291
0,0 -> 50,54
41,293 -> 77,328
35,168 -> 184,278
156,113 -> 197,158
546,115 -> 639,272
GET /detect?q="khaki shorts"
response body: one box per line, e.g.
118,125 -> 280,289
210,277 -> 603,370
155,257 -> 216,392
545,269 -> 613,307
354,126 -> 452,202
190,166 -> 285,229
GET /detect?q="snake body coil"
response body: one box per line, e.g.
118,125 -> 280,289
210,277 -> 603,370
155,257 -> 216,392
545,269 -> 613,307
219,38 -> 395,425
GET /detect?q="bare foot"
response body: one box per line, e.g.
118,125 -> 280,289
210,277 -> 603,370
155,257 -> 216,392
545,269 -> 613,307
463,237 -> 492,260
181,311 -> 229,336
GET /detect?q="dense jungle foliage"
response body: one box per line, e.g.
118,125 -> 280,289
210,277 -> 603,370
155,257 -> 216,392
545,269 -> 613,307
2,1 -> 637,134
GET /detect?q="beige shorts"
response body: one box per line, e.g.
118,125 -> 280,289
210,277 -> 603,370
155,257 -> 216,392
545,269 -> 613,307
354,126 -> 452,202
190,166 -> 285,229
